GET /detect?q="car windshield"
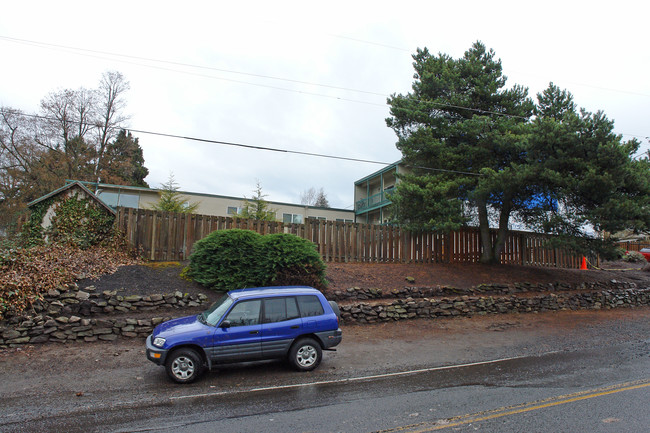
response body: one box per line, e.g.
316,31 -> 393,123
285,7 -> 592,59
201,294 -> 234,326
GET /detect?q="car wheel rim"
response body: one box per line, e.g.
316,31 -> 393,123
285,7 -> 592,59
171,356 -> 195,379
296,345 -> 316,367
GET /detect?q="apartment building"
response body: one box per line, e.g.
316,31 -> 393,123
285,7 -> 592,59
69,181 -> 354,223
354,161 -> 408,224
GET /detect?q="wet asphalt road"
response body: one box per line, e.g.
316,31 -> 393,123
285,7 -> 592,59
1,308 -> 649,432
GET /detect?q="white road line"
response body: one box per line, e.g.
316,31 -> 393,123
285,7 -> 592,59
169,353 -> 559,401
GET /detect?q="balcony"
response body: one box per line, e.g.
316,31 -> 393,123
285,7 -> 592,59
355,187 -> 394,213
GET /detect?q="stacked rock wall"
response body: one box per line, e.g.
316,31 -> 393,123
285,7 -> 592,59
329,281 -> 638,301
1,280 -> 649,347
0,282 -> 210,347
340,287 -> 650,323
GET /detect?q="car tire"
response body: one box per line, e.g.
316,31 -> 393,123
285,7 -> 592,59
165,348 -> 203,383
328,300 -> 341,322
289,338 -> 322,371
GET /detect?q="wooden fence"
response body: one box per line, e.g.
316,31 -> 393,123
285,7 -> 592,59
114,207 -> 581,268
617,241 -> 650,252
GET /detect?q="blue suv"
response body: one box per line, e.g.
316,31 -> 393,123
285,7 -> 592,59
146,286 -> 342,383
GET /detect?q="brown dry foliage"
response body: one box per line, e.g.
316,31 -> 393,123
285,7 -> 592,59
0,244 -> 140,320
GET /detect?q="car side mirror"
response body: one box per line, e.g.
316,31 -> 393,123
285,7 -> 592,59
220,320 -> 231,328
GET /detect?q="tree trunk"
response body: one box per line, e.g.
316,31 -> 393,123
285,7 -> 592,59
477,194 -> 513,264
476,196 -> 496,264
492,193 -> 513,263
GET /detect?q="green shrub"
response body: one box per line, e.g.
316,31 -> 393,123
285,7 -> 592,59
20,195 -> 116,249
622,250 -> 646,263
186,229 -> 327,291
186,229 -> 264,290
261,233 -> 327,290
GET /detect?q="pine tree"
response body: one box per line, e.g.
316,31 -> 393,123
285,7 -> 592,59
386,42 -> 650,262
239,180 -> 276,221
150,173 -> 199,214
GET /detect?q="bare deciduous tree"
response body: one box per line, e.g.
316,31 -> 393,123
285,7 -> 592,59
94,71 -> 130,181
0,71 -> 146,233
300,187 -> 329,207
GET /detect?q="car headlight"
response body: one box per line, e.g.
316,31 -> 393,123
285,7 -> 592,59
152,337 -> 166,348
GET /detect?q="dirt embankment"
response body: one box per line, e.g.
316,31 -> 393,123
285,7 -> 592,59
75,260 -> 650,301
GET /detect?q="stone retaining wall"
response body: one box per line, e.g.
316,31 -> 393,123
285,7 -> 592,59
0,282 -> 211,347
329,280 -> 638,301
340,288 -> 650,323
1,281 -> 649,348
0,315 -> 175,345
12,282 -> 210,319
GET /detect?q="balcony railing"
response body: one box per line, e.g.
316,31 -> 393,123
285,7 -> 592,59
355,187 -> 394,213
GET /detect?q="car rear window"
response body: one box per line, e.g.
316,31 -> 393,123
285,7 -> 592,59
297,295 -> 324,318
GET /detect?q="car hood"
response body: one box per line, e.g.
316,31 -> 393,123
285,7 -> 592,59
153,315 -> 210,340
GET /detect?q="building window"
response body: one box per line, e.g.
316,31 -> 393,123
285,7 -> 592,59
336,218 -> 354,223
227,206 -> 241,215
282,213 -> 303,224
96,190 -> 139,209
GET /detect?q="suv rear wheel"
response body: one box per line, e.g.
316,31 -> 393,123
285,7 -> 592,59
289,338 -> 322,371
166,348 -> 203,383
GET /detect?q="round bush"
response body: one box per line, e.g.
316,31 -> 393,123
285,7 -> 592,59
186,229 -> 327,291
261,233 -> 327,290
187,229 -> 264,290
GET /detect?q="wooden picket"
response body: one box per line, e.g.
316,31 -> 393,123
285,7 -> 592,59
114,207 -> 581,268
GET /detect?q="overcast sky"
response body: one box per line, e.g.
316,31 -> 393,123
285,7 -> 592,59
1,1 -> 648,209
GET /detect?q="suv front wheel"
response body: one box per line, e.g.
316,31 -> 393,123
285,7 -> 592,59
165,348 -> 203,383
289,338 -> 322,371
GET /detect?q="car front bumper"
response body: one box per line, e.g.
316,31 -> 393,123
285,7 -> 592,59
146,334 -> 169,365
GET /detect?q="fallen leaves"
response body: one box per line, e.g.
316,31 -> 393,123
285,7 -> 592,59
0,244 -> 141,320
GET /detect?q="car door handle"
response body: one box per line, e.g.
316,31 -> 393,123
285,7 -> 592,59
249,330 -> 259,334
290,325 -> 300,329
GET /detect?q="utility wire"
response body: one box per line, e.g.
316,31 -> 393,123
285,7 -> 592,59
5,35 -> 648,125
0,35 -> 387,97
3,109 -> 484,176
0,35 -> 529,119
2,34 -> 647,156
8,108 -> 649,173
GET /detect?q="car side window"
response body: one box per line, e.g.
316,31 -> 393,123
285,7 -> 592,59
296,295 -> 324,318
286,297 -> 300,320
224,300 -> 261,327
263,297 -> 300,323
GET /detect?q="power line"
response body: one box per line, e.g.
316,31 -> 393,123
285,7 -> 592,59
2,109 -> 484,177
4,34 -> 648,104
0,35 -> 387,98
0,35 -> 531,120
4,35 -> 646,125
2,33 -> 647,153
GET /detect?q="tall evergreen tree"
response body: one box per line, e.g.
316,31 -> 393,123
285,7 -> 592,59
387,42 -> 534,263
526,84 -> 650,239
386,42 -> 650,263
100,130 -> 149,187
